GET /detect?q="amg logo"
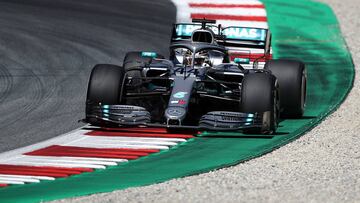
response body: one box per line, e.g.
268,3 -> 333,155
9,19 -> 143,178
221,116 -> 242,121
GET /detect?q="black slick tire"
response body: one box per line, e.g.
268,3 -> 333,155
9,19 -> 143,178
86,64 -> 125,125
241,73 -> 279,134
86,64 -> 125,104
265,59 -> 306,118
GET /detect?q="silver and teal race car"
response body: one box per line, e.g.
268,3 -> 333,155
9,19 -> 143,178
84,19 -> 306,134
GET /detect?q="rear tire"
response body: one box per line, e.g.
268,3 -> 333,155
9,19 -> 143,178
86,64 -> 125,125
265,59 -> 306,118
241,73 -> 279,134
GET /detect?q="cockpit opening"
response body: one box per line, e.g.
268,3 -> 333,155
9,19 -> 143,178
192,30 -> 214,43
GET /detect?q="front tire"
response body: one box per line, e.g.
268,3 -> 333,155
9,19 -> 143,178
241,73 -> 279,134
86,64 -> 125,125
265,59 -> 306,118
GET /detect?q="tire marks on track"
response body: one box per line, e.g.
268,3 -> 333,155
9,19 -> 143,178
0,0 -> 175,152
0,64 -> 13,105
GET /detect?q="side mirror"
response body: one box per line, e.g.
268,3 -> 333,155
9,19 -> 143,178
234,58 -> 250,64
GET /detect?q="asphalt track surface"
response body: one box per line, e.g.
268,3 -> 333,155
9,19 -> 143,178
0,0 -> 175,152
56,0 -> 360,202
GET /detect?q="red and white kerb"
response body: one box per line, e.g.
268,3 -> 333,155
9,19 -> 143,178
0,128 -> 194,187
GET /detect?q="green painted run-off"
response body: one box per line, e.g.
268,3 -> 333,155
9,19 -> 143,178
0,0 -> 354,202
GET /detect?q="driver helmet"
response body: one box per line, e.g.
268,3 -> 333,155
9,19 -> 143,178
183,49 -> 192,66
194,51 -> 209,67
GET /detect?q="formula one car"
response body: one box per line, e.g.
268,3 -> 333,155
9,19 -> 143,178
84,19 -> 306,134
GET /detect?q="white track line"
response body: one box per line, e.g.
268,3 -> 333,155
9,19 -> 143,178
1,161 -> 106,169
22,156 -> 128,163
63,143 -> 170,150
0,174 -> 55,181
0,180 -> 25,185
72,137 -> 179,146
83,136 -> 187,143
0,176 -> 40,183
11,156 -> 118,166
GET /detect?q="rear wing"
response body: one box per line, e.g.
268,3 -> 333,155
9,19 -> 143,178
172,23 -> 219,39
171,23 -> 271,53
221,27 -> 268,46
